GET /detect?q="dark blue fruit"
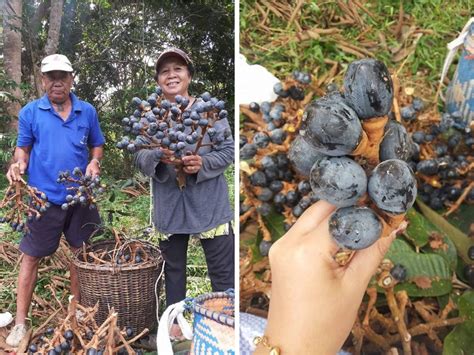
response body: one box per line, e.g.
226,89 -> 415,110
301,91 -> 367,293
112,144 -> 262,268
343,58 -> 393,119
240,143 -> 258,160
390,264 -> 407,282
29,344 -> 38,353
309,156 -> 367,207
259,240 -> 272,256
256,202 -> 271,216
411,131 -> 425,144
380,120 -> 412,162
464,265 -> 474,287
400,106 -> 416,121
300,96 -> 363,156
249,171 -> 267,187
416,160 -> 438,175
329,206 -> 382,250
288,135 -> 325,177
249,102 -> 260,112
468,246 -> 474,261
368,159 -> 417,214
253,132 -> 270,148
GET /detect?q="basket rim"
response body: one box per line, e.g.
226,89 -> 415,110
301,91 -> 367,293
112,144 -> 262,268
72,238 -> 163,272
192,291 -> 235,328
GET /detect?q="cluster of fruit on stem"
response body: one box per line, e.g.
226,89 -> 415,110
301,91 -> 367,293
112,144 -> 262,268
27,298 -> 147,354
116,88 -> 231,189
241,60 -> 419,263
398,100 -> 474,212
0,173 -> 50,232
57,168 -> 106,211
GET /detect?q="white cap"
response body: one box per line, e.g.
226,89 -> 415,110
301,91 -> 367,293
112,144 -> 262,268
41,54 -> 73,73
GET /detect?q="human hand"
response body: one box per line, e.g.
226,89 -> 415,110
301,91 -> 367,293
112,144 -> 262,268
153,148 -> 174,162
182,153 -> 202,174
257,200 -> 397,355
86,160 -> 100,178
6,161 -> 27,184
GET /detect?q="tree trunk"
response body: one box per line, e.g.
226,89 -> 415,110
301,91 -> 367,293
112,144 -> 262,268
29,0 -> 51,97
44,0 -> 64,55
2,0 -> 22,127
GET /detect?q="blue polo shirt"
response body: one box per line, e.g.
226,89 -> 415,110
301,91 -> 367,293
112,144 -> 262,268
17,93 -> 105,205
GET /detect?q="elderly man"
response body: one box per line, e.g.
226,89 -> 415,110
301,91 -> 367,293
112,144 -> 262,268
6,54 -> 105,347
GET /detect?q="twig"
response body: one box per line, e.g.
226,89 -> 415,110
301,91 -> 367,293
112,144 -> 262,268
386,287 -> 412,354
444,181 -> 474,217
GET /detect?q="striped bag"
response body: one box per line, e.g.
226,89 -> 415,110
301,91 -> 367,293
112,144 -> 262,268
440,17 -> 474,124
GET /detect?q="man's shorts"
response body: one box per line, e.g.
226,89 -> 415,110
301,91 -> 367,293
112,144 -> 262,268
19,203 -> 101,257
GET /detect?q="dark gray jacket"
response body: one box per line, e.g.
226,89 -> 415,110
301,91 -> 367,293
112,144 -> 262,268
133,117 -> 234,234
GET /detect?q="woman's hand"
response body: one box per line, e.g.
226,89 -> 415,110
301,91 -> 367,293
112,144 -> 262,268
182,153 -> 202,174
256,200 -> 397,355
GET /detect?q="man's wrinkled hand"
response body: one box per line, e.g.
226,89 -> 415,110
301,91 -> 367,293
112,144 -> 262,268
86,160 -> 101,178
6,161 -> 27,184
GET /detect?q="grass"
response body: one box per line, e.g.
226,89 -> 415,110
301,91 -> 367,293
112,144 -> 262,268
240,0 -> 472,94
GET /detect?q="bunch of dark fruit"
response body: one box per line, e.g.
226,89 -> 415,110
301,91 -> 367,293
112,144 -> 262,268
240,70 -> 316,251
28,300 -> 146,354
0,173 -> 50,232
241,60 -> 418,263
398,100 -> 474,211
57,167 -> 106,211
116,88 -> 231,189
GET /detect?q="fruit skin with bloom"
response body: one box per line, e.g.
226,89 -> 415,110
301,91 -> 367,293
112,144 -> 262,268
343,58 -> 394,119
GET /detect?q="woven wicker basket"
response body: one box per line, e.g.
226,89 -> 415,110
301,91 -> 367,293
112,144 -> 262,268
72,239 -> 163,333
190,290 -> 235,355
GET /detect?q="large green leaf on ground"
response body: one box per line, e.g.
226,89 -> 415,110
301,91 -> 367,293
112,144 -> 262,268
417,200 -> 474,265
385,238 -> 452,297
458,291 -> 474,321
443,320 -> 474,355
404,208 -> 431,247
422,227 -> 458,273
263,211 -> 286,241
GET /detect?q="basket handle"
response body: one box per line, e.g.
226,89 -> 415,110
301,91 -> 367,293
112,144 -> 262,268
156,300 -> 193,354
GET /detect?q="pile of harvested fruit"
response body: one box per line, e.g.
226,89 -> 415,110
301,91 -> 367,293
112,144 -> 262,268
116,89 -> 231,188
57,168 -> 106,211
241,58 -> 417,263
26,299 -> 147,354
0,171 -> 50,233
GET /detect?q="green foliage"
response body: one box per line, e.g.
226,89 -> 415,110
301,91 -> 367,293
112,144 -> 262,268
386,238 -> 452,297
0,65 -> 19,131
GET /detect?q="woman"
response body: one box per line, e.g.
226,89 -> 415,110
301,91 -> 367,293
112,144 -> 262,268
134,48 -> 234,338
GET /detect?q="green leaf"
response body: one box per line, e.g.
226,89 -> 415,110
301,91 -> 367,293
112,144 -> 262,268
405,208 -> 430,247
443,320 -> 474,355
459,291 -> 474,321
385,239 -> 452,296
108,190 -> 116,203
423,228 -> 458,272
263,211 -> 286,241
416,199 -> 474,265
